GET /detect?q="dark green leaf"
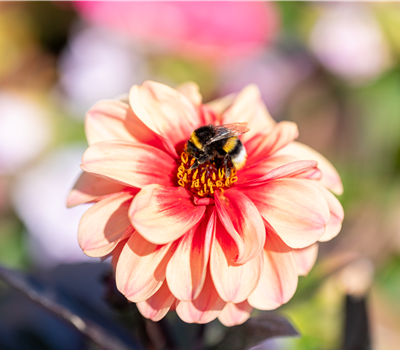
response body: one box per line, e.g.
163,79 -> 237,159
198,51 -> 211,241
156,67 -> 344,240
210,312 -> 299,350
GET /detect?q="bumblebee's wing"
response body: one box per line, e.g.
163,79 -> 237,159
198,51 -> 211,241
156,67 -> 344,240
205,123 -> 250,145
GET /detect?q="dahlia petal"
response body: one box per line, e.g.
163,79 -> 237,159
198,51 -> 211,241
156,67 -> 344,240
81,141 -> 175,188
176,82 -> 202,106
237,155 -> 296,184
215,189 -> 265,264
129,81 -> 201,155
293,243 -> 319,276
167,208 -> 215,301
242,178 -> 330,248
316,185 -> 344,242
115,231 -> 176,302
222,85 -> 275,143
241,131 -> 265,156
176,269 -> 225,324
111,237 -> 129,270
248,232 -> 298,310
67,171 -> 130,208
277,141 -> 343,195
206,93 -> 235,118
210,221 -> 263,303
169,300 -> 178,312
136,282 -> 175,322
116,94 -> 129,104
199,104 -> 218,125
101,226 -> 134,263
246,122 -> 299,166
78,192 -> 134,257
85,100 -> 163,149
239,160 -> 320,187
129,185 -> 206,245
218,301 -> 253,327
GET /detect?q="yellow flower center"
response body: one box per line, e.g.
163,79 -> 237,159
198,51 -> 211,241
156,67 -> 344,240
177,149 -> 238,198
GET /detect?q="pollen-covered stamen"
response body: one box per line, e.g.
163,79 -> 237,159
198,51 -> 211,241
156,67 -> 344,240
177,150 -> 238,198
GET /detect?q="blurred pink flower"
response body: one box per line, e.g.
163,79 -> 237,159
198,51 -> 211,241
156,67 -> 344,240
309,4 -> 391,84
68,81 -> 343,325
74,1 -> 278,62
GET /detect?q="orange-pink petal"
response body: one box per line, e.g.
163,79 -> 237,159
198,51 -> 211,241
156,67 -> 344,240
81,141 -> 175,188
237,154 -> 298,184
215,189 -> 265,264
218,301 -> 253,327
176,269 -> 225,324
242,178 -> 330,248
166,208 -> 215,301
85,100 -> 163,149
316,185 -> 344,242
101,226 -> 134,263
248,232 -> 298,310
210,220 -> 263,303
277,141 -> 343,195
136,282 -> 176,322
129,81 -> 201,156
115,231 -> 176,302
129,185 -> 206,245
78,192 -> 134,257
245,121 -> 299,166
293,243 -> 319,276
206,93 -> 235,119
199,104 -> 218,125
176,82 -> 202,106
222,85 -> 275,143
67,171 -> 130,208
239,160 -> 320,187
111,237 -> 129,271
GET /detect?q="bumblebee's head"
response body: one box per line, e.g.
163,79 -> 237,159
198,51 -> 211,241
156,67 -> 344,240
186,140 -> 202,159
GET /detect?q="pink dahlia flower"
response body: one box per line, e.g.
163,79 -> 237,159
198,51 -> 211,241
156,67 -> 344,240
74,1 -> 278,62
68,81 -> 344,326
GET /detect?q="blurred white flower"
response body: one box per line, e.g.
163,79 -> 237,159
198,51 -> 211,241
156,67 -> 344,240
12,145 -> 93,267
219,49 -> 314,115
58,25 -> 148,117
310,4 -> 391,84
0,93 -> 52,175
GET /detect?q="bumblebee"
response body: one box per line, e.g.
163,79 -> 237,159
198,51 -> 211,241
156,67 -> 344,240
186,123 -> 250,178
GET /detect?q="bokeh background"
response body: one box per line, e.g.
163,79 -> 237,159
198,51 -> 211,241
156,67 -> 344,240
1,2 -> 400,349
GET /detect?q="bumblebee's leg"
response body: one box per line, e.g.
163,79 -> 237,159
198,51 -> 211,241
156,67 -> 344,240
197,153 -> 213,164
190,154 -> 212,170
190,160 -> 199,170
224,156 -> 231,178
